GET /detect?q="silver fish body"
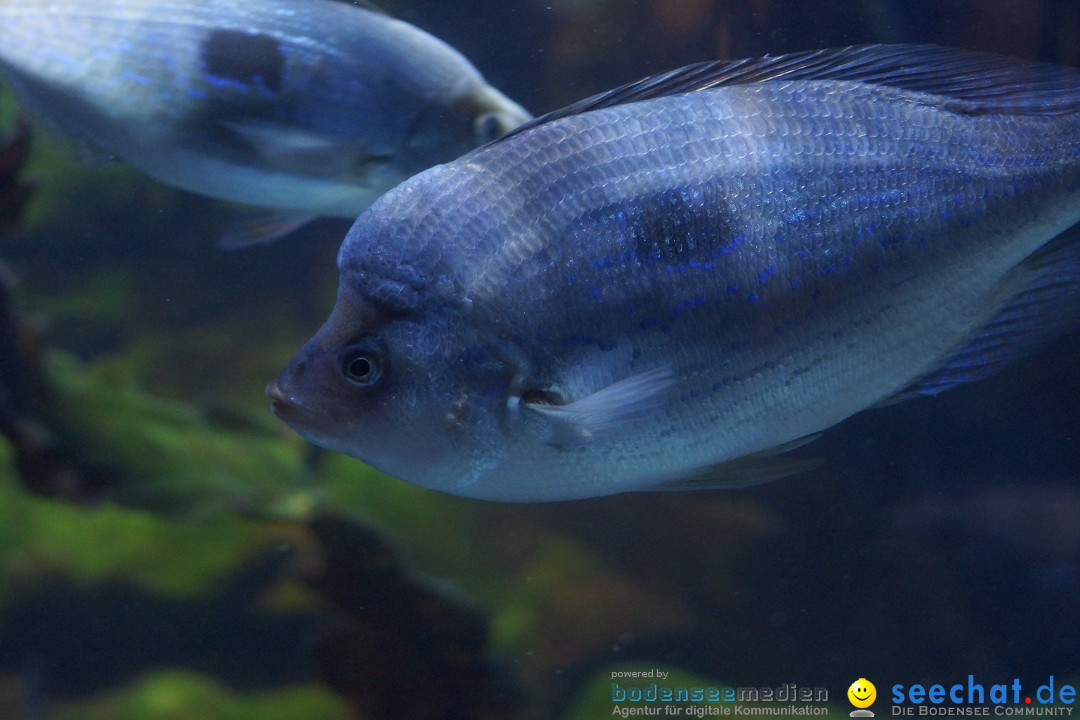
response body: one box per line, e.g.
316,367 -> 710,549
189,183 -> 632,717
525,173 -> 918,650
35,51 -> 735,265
0,0 -> 530,217
269,45 -> 1080,501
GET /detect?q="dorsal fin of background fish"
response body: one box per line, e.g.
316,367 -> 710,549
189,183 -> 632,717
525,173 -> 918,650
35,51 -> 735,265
497,44 -> 1080,144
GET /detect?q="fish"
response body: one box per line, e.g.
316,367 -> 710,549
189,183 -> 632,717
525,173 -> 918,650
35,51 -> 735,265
0,0 -> 530,244
267,44 -> 1080,502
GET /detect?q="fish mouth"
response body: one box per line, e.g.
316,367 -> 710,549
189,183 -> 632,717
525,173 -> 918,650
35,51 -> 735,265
266,380 -> 287,412
266,380 -> 320,427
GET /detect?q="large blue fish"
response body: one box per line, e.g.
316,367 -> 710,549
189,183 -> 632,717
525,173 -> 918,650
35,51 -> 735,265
0,0 -> 530,239
268,45 -> 1080,501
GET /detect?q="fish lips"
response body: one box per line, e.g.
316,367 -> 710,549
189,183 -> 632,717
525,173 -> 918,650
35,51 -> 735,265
266,378 -> 321,428
266,374 -> 356,459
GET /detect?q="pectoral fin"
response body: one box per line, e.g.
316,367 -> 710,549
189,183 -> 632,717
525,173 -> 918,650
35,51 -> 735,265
218,120 -> 389,176
523,366 -> 675,447
217,210 -> 318,249
220,120 -> 335,157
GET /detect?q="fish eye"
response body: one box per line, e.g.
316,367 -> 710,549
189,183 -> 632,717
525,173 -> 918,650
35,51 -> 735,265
474,112 -> 506,143
340,346 -> 383,388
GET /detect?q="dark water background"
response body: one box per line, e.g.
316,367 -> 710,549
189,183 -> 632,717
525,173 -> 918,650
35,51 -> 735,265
0,1 -> 1078,718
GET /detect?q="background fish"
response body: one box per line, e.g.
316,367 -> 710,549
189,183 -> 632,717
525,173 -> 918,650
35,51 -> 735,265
268,45 -> 1080,502
0,0 -> 530,243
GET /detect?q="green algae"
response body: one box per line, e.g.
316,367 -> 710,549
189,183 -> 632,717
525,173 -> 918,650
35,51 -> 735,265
52,672 -> 351,720
0,472 -> 283,603
0,317 -> 691,720
43,350 -> 316,519
24,266 -> 137,329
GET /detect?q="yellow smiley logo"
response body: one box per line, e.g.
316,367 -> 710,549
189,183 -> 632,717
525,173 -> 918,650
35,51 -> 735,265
848,679 -> 877,709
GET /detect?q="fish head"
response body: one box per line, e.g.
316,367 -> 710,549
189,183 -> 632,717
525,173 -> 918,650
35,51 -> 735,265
467,85 -> 533,145
268,219 -> 518,491
401,83 -> 531,170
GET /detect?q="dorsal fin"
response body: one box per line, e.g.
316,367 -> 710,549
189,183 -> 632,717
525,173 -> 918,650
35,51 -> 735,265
497,44 -> 1080,143
329,0 -> 389,15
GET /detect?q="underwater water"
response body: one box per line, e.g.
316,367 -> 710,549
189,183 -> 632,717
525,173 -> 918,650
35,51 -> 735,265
0,0 -> 1078,718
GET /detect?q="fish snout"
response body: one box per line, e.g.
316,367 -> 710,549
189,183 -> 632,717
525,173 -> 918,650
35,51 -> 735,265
265,379 -> 293,419
266,347 -> 317,416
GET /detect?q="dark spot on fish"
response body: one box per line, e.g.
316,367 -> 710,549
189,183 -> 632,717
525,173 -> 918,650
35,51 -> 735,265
201,30 -> 285,94
628,187 -> 734,266
567,183 -> 737,273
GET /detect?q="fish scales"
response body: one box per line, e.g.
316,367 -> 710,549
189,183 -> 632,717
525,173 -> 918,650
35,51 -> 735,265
273,46 -> 1080,501
365,82 -> 1076,384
